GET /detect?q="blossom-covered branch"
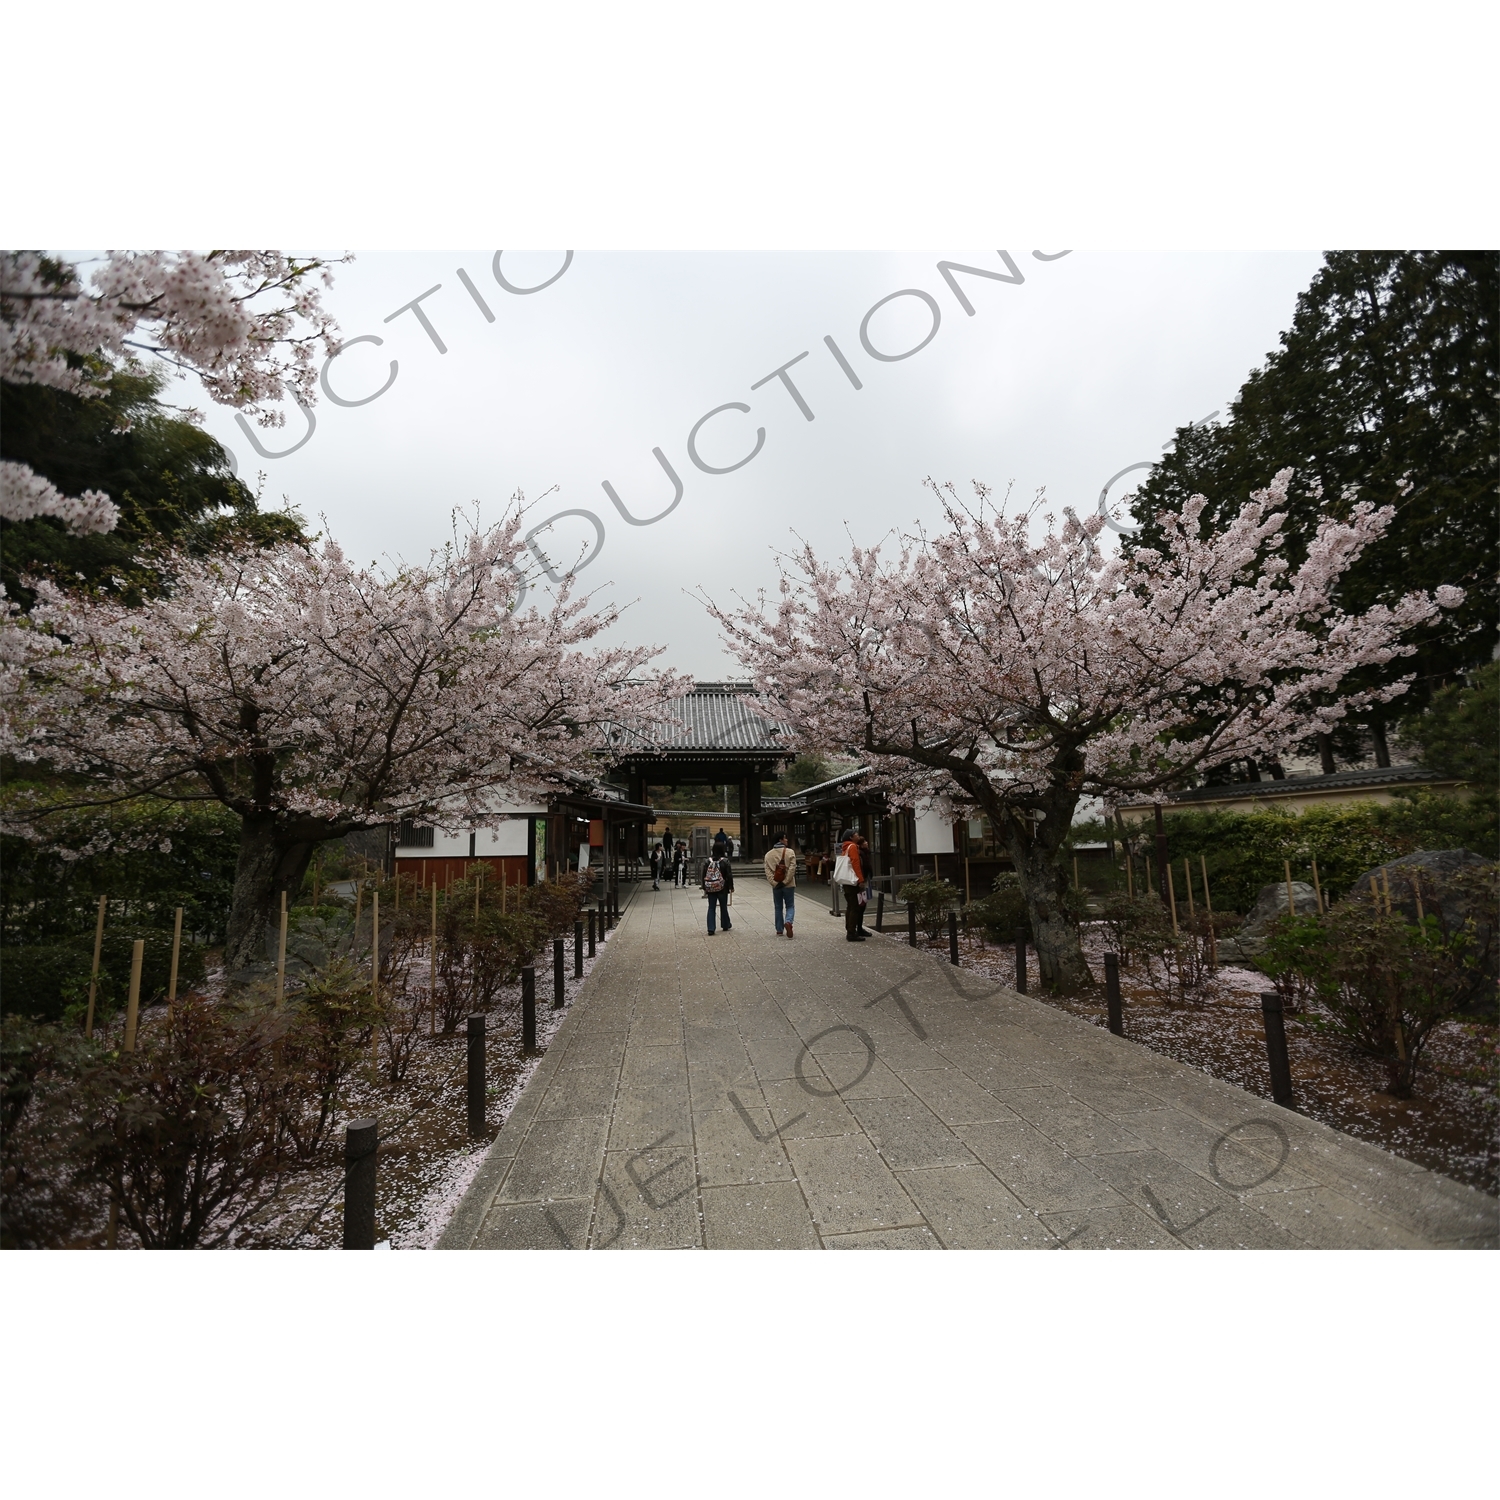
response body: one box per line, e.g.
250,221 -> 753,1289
4,499 -> 685,972
712,471 -> 1461,987
0,460 -> 119,535
1,250 -> 345,427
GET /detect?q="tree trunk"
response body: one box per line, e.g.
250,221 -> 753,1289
1002,804 -> 1092,992
223,816 -> 321,977
1317,734 -> 1336,775
1371,717 -> 1392,769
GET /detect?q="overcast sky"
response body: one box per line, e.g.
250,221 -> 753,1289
185,250 -> 1324,679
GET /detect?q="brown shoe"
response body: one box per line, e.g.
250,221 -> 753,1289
786,923 -> 794,939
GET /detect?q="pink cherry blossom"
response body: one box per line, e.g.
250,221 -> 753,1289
2,249 -> 346,539
712,470 -> 1461,988
0,460 -> 119,534
3,498 -> 686,973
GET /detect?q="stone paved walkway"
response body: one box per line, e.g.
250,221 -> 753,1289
439,879 -> 1498,1249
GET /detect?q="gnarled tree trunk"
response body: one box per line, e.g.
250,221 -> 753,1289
999,795 -> 1092,992
223,815 -> 322,977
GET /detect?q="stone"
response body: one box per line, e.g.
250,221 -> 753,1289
1226,880 -> 1320,960
1353,850 -> 1495,1004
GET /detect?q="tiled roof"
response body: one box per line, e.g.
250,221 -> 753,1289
1121,763 -> 1459,806
616,683 -> 792,755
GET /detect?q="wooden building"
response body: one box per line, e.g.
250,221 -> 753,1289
608,682 -> 795,861
391,779 -> 654,891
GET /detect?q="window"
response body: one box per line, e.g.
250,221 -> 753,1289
398,820 -> 435,848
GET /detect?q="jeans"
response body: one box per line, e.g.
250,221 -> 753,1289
773,884 -> 795,932
707,889 -> 731,932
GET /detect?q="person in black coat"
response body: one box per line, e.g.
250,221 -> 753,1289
702,848 -> 734,934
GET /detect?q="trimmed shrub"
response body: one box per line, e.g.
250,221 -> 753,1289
2,925 -> 207,1026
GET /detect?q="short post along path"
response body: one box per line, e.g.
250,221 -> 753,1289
440,880 -> 1497,1250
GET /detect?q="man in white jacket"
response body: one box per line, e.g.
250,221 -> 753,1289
764,836 -> 797,938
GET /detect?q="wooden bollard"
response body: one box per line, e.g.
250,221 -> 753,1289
85,894 -> 106,1039
587,908 -> 597,957
948,910 -> 960,966
343,1119 -> 378,1249
574,919 -> 584,978
430,883 -> 439,1036
467,1014 -> 486,1138
1260,990 -> 1296,1108
1200,855 -> 1217,969
123,938 -> 145,1052
1015,939 -> 1027,995
907,901 -> 917,948
553,938 -> 566,1009
370,891 -> 380,1082
1104,952 -> 1124,1037
521,967 -> 538,1054
275,890 -> 288,1009
875,891 -> 885,932
168,905 -> 183,1016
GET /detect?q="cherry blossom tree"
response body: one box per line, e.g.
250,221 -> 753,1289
1,250 -> 342,532
3,502 -> 685,974
713,472 -> 1463,989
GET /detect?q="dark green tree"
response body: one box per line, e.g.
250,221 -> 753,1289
1404,661 -> 1499,788
1,366 -> 305,607
1133,251 -> 1498,769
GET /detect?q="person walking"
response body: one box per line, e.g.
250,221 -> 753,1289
649,842 -> 662,891
834,828 -> 867,941
673,842 -> 686,887
764,835 -> 797,938
712,827 -> 729,860
702,843 -> 734,934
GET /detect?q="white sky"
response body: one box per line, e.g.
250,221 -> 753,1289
182,249 -> 1322,679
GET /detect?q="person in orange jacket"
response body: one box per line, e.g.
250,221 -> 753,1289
839,829 -> 867,942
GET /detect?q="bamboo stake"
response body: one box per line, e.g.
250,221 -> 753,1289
85,895 -> 106,1039
1072,855 -> 1080,890
475,863 -> 483,922
965,857 -> 972,904
1310,857 -> 1324,914
1412,874 -> 1425,924
1284,860 -> 1295,917
1200,855 -> 1217,969
275,890 -> 288,1009
1166,864 -> 1180,934
1125,852 -> 1134,899
1183,859 -> 1195,920
355,881 -> 363,927
1380,867 -> 1392,916
430,882 -> 439,1036
371,890 -> 380,1081
123,938 -> 144,1053
394,872 -> 400,912
167,905 -> 183,1015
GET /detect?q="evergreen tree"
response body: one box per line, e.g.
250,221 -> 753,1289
1132,252 -> 1497,767
1,367 -> 305,607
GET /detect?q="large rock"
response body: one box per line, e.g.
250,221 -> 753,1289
1351,849 -> 1492,931
1226,880 -> 1320,962
1352,851 -> 1496,1012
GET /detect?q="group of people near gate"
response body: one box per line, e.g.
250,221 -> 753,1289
649,826 -> 877,942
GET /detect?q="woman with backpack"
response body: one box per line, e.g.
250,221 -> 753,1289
702,846 -> 734,934
764,835 -> 797,938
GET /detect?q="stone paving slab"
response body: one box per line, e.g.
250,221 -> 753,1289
439,879 -> 1500,1250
